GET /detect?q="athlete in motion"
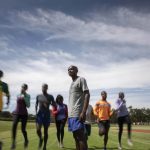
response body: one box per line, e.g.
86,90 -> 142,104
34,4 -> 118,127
52,95 -> 68,148
116,92 -> 133,150
36,84 -> 56,150
11,83 -> 30,150
0,70 -> 10,150
94,91 -> 112,150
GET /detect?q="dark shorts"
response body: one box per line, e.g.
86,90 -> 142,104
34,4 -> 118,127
118,115 -> 131,124
85,124 -> 91,136
36,110 -> 50,127
68,117 -> 84,132
98,120 -> 110,132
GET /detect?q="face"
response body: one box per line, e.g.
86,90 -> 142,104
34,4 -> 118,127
21,84 -> 28,93
0,71 -> 3,78
119,93 -> 124,99
101,91 -> 107,100
68,66 -> 78,77
42,84 -> 48,93
58,98 -> 63,104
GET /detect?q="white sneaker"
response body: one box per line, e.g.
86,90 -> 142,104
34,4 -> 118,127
128,139 -> 133,146
60,142 -> 64,148
118,143 -> 122,150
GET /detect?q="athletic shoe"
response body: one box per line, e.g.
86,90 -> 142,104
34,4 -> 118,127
10,143 -> 16,150
60,142 -> 64,148
118,144 -> 122,150
24,140 -> 29,149
128,139 -> 133,146
43,146 -> 46,150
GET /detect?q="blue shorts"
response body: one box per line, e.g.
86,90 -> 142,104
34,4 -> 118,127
68,117 -> 84,132
36,110 -> 50,127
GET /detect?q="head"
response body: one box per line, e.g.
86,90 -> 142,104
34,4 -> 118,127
101,91 -> 107,100
68,65 -> 78,78
21,83 -> 28,93
0,70 -> 4,79
42,83 -> 48,93
119,92 -> 125,99
56,95 -> 63,104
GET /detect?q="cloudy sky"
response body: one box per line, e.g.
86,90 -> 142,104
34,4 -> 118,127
0,0 -> 150,114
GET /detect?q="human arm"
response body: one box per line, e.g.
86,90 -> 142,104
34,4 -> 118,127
65,104 -> 68,119
51,105 -> 58,116
79,90 -> 90,122
3,82 -> 10,106
35,96 -> 38,115
116,99 -> 126,111
24,94 -> 30,108
51,95 -> 56,107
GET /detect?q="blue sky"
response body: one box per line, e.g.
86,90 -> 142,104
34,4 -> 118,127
0,0 -> 150,114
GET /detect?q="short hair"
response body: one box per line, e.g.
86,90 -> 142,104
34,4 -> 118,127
0,70 -> 4,78
56,95 -> 63,103
22,83 -> 28,89
42,83 -> 48,88
119,92 -> 124,97
101,91 -> 107,95
68,65 -> 78,73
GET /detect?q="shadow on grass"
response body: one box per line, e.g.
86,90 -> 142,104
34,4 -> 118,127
63,147 -> 76,150
89,146 -> 134,150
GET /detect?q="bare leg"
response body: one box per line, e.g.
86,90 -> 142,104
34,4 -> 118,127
73,128 -> 88,150
36,124 -> 43,149
43,125 -> 49,150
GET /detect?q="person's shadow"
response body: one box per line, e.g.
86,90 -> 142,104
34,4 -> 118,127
63,147 -> 76,150
89,146 -> 134,150
89,147 -> 118,150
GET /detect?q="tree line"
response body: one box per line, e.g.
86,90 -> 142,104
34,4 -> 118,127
0,107 -> 150,125
111,106 -> 150,125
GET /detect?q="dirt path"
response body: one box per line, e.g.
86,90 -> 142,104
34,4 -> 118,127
132,129 -> 150,133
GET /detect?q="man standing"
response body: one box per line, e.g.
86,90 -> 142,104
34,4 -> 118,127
0,70 -> 10,112
35,84 -> 55,150
68,65 -> 90,150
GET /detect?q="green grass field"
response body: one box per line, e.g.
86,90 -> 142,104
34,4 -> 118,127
0,121 -> 150,150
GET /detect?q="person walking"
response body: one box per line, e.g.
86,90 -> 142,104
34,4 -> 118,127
0,70 -> 10,150
35,83 -> 55,150
52,95 -> 68,148
11,84 -> 30,150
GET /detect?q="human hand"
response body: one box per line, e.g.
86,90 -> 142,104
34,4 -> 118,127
123,99 -> 126,103
79,112 -> 86,122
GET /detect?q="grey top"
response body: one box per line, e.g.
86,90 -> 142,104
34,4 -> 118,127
36,94 -> 54,113
68,76 -> 89,118
116,98 -> 129,118
85,104 -> 93,124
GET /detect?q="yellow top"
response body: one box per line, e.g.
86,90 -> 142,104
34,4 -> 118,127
93,100 -> 112,120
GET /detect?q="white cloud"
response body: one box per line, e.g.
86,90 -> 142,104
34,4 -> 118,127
84,58 -> 150,89
6,8 -> 150,46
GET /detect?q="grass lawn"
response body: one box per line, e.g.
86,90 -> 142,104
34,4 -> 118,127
0,121 -> 150,150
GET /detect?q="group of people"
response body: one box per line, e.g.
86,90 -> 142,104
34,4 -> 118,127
0,66 -> 133,150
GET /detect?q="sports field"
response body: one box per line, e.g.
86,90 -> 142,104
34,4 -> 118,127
0,121 -> 150,150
